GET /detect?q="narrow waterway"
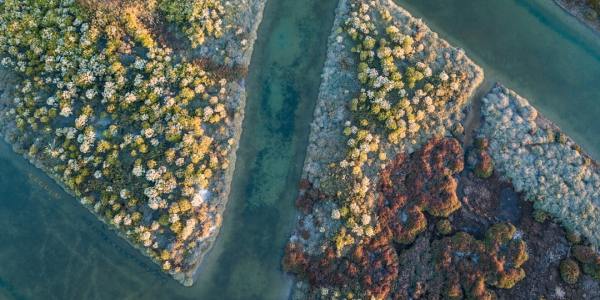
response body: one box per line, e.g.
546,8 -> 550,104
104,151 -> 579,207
0,0 -> 337,299
398,0 -> 600,159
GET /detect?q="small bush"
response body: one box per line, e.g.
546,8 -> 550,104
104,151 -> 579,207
474,150 -> 494,179
474,137 -> 489,150
436,219 -> 453,236
583,262 -> 600,280
496,268 -> 526,289
560,258 -> 580,285
566,231 -> 582,244
572,245 -> 599,265
533,210 -> 549,223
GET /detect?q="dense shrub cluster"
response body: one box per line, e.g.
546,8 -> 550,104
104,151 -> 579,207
433,223 -> 529,299
284,232 -> 399,299
325,0 -> 481,259
295,179 -> 329,214
0,0 -> 240,281
478,85 -> 600,246
469,139 -> 494,179
378,137 -> 463,244
158,0 -> 225,48
473,150 -> 494,179
342,1 -> 478,150
284,138 -> 465,299
572,245 -> 600,280
284,0 -> 484,297
285,218 -> 528,299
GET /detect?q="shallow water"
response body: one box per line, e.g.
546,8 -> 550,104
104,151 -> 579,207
0,0 -> 337,298
1,0 -> 599,299
398,0 -> 600,159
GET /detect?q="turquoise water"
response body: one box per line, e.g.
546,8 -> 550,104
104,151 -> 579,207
398,0 -> 600,159
1,0 -> 600,299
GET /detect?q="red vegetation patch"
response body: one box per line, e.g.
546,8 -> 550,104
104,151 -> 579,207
378,137 -> 464,244
283,138 -> 468,298
354,237 -> 399,299
283,232 -> 399,299
295,179 -> 328,214
433,223 -> 529,299
282,243 -> 309,275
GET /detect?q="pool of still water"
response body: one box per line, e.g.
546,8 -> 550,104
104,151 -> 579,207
1,0 -> 600,299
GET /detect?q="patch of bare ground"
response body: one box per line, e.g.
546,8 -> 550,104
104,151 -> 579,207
455,172 -> 519,237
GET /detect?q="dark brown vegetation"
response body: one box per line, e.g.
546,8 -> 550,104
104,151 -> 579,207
283,233 -> 399,299
433,223 -> 528,299
284,138 -> 472,299
572,245 -> 600,280
456,153 -> 600,299
378,137 -> 464,244
468,137 -> 494,179
285,131 -> 600,299
294,179 -> 328,214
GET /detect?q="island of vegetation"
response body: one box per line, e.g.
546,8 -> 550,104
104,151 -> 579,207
0,0 -> 265,286
555,0 -> 600,33
283,0 -> 600,299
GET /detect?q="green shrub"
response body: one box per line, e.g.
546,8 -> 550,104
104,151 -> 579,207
560,258 -> 580,285
566,230 -> 582,244
583,262 -> 600,280
158,0 -> 225,47
474,137 -> 489,150
496,268 -> 526,289
533,210 -> 549,223
436,219 -> 453,235
474,151 -> 494,179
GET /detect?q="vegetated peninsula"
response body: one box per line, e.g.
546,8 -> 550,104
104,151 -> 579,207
555,0 -> 600,33
283,0 -> 600,299
0,0 -> 265,286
